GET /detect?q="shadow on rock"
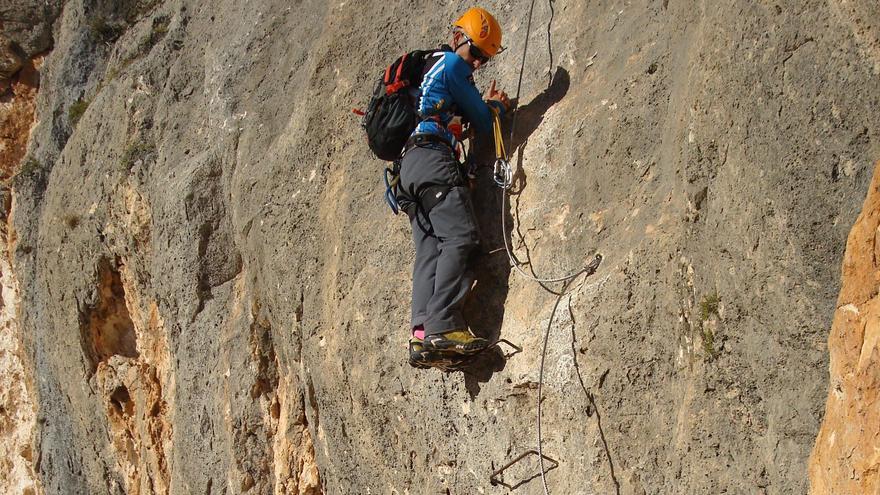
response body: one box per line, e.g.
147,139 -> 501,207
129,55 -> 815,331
458,347 -> 507,398
508,66 -> 571,153
461,68 -> 571,397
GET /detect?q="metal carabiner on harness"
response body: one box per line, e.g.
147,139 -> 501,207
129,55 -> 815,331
493,158 -> 512,189
490,107 -> 512,189
384,164 -> 401,215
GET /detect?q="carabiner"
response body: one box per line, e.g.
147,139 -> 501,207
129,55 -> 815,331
493,158 -> 512,189
384,167 -> 401,215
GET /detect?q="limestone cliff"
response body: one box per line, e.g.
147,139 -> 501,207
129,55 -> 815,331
809,160 -> 880,494
1,3 -> 59,494
1,0 -> 880,494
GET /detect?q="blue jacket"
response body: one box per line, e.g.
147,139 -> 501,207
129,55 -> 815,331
413,50 -> 506,148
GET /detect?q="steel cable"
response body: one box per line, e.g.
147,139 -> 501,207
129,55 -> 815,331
494,1 -> 605,493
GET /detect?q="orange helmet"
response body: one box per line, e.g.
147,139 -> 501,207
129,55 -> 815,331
453,7 -> 503,58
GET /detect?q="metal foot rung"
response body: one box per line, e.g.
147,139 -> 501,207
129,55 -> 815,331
489,450 -> 559,489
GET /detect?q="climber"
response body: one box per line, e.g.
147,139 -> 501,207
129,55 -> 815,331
400,7 -> 511,369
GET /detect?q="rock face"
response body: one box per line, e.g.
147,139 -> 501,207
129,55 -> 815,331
809,160 -> 880,494
2,0 -> 880,493
0,3 -> 61,495
0,54 -> 41,180
0,202 -> 40,495
0,1 -> 61,59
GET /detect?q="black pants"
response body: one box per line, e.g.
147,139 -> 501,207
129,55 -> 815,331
399,143 -> 480,336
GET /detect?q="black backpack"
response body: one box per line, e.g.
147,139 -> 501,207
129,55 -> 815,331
362,49 -> 440,161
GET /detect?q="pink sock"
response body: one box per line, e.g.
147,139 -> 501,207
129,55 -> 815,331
412,325 -> 425,340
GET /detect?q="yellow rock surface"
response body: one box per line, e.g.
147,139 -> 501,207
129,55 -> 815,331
810,160 -> 880,494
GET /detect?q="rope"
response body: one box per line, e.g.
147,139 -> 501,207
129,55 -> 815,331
537,277 -> 573,495
508,0 -> 537,149
491,1 -> 605,493
491,33 -> 597,284
499,174 -> 598,283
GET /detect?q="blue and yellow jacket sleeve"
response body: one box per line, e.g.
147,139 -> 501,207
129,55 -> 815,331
414,51 -> 506,144
446,55 -> 506,135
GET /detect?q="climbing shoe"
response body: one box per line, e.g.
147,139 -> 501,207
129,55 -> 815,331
408,337 -> 432,369
423,330 -> 489,355
409,337 -> 474,370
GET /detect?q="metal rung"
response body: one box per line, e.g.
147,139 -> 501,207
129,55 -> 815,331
489,449 -> 559,489
491,338 -> 522,358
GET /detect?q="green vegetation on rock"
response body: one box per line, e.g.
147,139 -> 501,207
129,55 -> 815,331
68,99 -> 90,127
120,140 -> 156,171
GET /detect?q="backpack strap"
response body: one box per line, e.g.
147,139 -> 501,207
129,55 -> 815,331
385,53 -> 412,95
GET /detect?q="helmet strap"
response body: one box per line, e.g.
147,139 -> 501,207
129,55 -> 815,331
452,30 -> 475,54
451,28 -> 468,50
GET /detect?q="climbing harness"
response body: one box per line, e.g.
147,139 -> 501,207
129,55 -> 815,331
385,134 -> 474,216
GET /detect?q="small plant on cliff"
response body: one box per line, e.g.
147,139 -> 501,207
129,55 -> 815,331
88,16 -> 125,43
104,57 -> 136,87
701,326 -> 719,361
19,157 -> 40,176
135,15 -> 171,54
699,292 -> 720,321
68,98 -> 91,127
10,157 -> 40,185
151,16 -> 170,40
62,214 -> 80,229
130,0 -> 163,21
120,140 -> 156,171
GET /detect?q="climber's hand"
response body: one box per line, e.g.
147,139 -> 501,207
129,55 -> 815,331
485,80 -> 510,111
